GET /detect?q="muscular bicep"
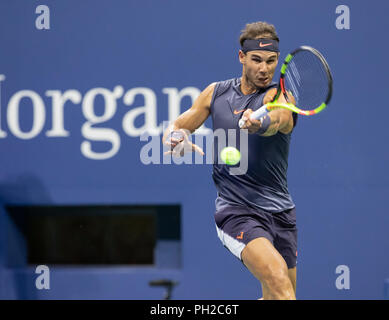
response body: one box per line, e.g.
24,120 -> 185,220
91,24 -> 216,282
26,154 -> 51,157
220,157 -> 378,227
173,83 -> 215,133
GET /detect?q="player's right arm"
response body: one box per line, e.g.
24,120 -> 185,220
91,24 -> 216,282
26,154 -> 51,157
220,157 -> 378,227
162,83 -> 215,155
241,87 -> 295,136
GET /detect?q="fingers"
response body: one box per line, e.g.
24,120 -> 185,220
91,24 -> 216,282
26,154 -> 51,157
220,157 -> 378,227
240,109 -> 252,129
164,128 -> 205,157
192,143 -> 204,156
164,143 -> 185,157
163,130 -> 186,150
241,109 -> 259,131
164,149 -> 184,157
164,136 -> 184,150
179,128 -> 190,141
164,138 -> 204,157
242,109 -> 252,120
166,138 -> 182,149
171,130 -> 185,141
240,109 -> 262,133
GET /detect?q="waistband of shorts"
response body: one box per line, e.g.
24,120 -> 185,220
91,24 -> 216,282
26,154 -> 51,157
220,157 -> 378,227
216,195 -> 295,215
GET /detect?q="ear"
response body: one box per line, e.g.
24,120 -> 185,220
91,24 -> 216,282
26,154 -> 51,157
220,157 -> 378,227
238,50 -> 246,64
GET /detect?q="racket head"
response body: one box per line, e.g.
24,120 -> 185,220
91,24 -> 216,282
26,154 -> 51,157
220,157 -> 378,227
278,46 -> 333,115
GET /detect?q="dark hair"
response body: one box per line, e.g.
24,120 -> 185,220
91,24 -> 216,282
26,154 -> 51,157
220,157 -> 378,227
239,21 -> 280,47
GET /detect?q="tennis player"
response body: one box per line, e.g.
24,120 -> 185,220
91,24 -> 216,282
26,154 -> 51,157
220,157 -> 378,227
163,21 -> 298,300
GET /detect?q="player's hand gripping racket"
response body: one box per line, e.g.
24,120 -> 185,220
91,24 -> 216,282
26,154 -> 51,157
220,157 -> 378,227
239,46 -> 333,128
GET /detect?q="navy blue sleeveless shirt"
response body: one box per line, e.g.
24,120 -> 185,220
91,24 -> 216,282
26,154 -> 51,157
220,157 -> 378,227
210,77 -> 296,213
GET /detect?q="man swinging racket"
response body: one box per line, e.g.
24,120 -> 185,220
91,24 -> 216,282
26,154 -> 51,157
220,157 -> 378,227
163,21 -> 298,300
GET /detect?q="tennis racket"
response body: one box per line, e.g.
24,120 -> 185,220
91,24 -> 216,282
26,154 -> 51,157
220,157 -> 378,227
238,46 -> 333,128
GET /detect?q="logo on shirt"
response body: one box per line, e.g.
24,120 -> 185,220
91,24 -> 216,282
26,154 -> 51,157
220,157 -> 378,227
233,108 -> 245,115
236,232 -> 244,240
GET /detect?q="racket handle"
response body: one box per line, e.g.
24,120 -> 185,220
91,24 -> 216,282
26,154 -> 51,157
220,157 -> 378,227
238,105 -> 269,128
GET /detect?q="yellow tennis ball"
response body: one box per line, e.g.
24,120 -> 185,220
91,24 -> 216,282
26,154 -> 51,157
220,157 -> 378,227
220,147 -> 241,165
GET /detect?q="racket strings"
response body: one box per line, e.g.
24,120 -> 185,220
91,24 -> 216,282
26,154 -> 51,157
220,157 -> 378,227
284,50 -> 330,110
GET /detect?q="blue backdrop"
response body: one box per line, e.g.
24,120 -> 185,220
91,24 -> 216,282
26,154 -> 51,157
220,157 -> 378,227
0,0 -> 388,299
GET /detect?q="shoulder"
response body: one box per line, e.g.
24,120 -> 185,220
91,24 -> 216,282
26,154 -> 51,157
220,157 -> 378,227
215,77 -> 240,93
211,77 -> 240,101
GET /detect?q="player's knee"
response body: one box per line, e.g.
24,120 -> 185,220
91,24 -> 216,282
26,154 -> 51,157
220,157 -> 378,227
262,267 -> 294,300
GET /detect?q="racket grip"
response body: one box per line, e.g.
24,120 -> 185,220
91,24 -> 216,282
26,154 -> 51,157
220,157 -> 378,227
238,105 -> 269,128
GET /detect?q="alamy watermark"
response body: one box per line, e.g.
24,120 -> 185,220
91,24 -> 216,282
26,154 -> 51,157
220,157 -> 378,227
335,5 -> 350,30
335,265 -> 350,290
35,265 -> 50,290
35,5 -> 50,30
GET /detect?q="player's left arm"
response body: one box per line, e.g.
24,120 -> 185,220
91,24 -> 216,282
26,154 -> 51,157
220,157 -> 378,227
241,88 -> 294,136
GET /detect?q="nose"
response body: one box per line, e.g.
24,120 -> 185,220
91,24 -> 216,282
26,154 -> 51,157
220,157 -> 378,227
258,62 -> 268,74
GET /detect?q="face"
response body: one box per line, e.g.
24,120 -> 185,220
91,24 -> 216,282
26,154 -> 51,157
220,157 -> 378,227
239,50 -> 279,88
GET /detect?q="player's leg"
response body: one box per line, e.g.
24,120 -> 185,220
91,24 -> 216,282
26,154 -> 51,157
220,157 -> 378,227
241,237 -> 296,300
214,199 -> 295,299
253,257 -> 295,300
288,267 -> 297,294
272,208 -> 298,296
258,283 -> 269,300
